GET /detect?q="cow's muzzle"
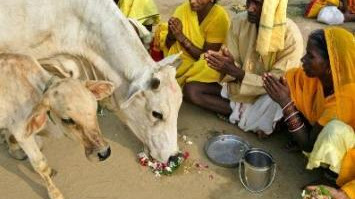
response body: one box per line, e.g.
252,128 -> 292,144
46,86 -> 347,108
97,146 -> 111,161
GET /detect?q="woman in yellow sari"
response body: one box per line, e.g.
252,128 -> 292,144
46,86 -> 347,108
157,0 -> 229,101
263,27 -> 355,198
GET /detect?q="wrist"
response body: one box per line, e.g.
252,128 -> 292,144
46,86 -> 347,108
176,34 -> 185,43
280,98 -> 292,108
230,66 -> 245,82
337,189 -> 350,199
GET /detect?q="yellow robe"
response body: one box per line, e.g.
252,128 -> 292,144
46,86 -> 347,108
337,148 -> 355,199
221,12 -> 304,103
160,2 -> 230,86
119,0 -> 160,25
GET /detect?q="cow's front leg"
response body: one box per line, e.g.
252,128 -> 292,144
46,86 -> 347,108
16,135 -> 64,199
3,130 -> 27,160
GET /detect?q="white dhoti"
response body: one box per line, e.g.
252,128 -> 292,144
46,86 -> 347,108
221,84 -> 283,135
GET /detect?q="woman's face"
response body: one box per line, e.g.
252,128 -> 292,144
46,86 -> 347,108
301,38 -> 330,78
189,0 -> 213,11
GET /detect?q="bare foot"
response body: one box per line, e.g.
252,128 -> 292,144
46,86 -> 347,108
256,130 -> 269,139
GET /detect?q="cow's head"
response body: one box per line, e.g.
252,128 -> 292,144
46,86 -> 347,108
119,54 -> 183,163
26,78 -> 114,162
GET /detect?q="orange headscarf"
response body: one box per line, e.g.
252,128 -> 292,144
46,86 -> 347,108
286,27 -> 355,128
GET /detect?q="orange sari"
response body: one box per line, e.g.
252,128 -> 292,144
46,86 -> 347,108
285,27 -> 355,128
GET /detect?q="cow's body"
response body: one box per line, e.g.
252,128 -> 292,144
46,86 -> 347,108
0,53 -> 114,199
0,0 -> 182,163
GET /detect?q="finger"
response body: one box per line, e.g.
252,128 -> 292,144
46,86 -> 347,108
265,76 -> 280,95
221,46 -> 232,57
305,185 -> 319,191
205,54 -> 223,69
267,73 -> 284,91
280,76 -> 290,89
205,56 -> 222,69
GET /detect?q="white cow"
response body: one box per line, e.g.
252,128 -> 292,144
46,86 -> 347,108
0,0 -> 183,162
0,53 -> 115,199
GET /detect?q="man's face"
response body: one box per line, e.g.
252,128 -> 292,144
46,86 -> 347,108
246,0 -> 264,24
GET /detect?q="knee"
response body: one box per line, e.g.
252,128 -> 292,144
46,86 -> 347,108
183,83 -> 203,105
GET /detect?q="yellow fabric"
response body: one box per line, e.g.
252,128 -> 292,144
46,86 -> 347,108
285,27 -> 355,128
306,120 -> 355,173
285,68 -> 336,125
256,0 -> 288,55
222,12 -> 303,103
337,148 -> 355,199
159,1 -> 230,86
326,27 -> 355,129
119,0 -> 160,25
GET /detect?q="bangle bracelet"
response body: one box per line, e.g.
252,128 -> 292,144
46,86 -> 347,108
282,101 -> 293,111
284,111 -> 299,122
289,123 -> 305,133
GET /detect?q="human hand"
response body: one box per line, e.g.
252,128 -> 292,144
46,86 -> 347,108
305,185 -> 350,199
262,73 -> 291,108
168,17 -> 183,40
205,47 -> 245,81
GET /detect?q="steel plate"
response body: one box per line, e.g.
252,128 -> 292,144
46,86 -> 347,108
204,134 -> 250,168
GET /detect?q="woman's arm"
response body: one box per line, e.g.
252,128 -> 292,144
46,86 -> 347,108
263,73 -> 323,151
166,17 -> 222,60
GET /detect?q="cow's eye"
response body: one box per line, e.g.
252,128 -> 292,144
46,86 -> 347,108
152,111 -> 163,120
61,117 -> 76,125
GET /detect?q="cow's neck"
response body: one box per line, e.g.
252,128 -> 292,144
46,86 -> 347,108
73,0 -> 156,85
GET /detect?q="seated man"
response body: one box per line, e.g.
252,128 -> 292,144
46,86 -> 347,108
188,0 -> 303,137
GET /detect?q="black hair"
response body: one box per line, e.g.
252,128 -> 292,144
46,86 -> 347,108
309,29 -> 329,61
213,0 -> 219,4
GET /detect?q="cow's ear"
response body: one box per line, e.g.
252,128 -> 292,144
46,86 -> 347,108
85,80 -> 115,101
120,85 -> 142,109
25,99 -> 50,138
39,58 -> 75,78
157,52 -> 182,68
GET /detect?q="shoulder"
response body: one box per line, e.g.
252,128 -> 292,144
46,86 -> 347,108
174,2 -> 189,13
285,18 -> 303,44
208,4 -> 230,24
230,11 -> 249,26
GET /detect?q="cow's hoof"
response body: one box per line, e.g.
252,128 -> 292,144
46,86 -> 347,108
8,148 -> 27,160
50,168 -> 58,177
49,190 -> 64,199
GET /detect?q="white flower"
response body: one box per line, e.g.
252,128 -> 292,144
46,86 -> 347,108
165,167 -> 172,172
154,171 -> 161,177
301,190 -> 306,197
187,141 -> 193,145
137,152 -> 147,159
182,135 -> 187,141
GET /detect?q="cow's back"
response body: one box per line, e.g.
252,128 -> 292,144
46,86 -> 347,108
0,0 -> 80,59
0,54 -> 45,129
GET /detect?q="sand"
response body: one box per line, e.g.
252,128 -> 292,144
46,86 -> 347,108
0,1 -> 354,199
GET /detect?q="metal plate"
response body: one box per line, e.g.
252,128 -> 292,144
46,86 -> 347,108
204,134 -> 250,168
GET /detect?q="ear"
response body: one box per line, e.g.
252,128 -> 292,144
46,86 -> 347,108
157,52 -> 182,68
39,58 -> 76,78
25,99 -> 50,138
85,80 -> 115,101
120,84 -> 142,109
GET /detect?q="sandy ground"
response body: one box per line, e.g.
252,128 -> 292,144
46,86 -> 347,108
0,1 -> 354,199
